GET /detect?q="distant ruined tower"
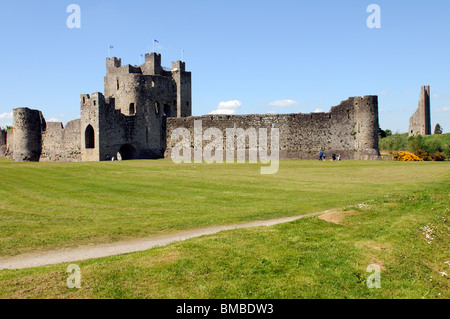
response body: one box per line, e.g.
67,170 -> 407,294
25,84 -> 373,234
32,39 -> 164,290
409,85 -> 431,136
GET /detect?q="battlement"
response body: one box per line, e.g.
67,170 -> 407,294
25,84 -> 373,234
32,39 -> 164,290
80,93 -> 104,107
106,53 -> 190,77
106,57 -> 121,70
171,60 -> 186,72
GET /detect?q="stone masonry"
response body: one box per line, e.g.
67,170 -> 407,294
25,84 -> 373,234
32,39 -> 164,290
1,53 -> 380,162
165,96 -> 380,161
409,85 -> 431,136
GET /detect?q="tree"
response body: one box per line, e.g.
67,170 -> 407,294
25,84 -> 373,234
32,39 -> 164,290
385,129 -> 392,137
434,123 -> 443,135
408,135 -> 425,153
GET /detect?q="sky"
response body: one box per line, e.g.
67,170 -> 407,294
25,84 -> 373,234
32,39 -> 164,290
0,0 -> 449,133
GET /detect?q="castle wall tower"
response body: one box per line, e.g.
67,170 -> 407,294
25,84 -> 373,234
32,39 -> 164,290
353,95 -> 380,160
80,93 -> 103,162
171,60 -> 192,117
12,108 -> 46,162
409,85 -> 431,136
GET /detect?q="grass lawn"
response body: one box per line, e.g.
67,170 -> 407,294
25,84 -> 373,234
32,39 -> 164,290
0,159 -> 448,258
0,181 -> 448,298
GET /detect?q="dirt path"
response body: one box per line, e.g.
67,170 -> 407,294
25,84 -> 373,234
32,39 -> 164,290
0,211 -> 328,270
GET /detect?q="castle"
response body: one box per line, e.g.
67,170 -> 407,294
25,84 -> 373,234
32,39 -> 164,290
409,85 -> 431,136
0,53 -> 381,162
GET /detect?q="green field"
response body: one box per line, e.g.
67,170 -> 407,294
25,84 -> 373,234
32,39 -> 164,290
0,159 -> 449,298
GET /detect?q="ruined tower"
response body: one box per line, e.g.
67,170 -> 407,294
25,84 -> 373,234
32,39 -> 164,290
409,85 -> 431,136
12,108 -> 46,162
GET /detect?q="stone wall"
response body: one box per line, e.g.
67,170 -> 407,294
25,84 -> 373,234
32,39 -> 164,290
5,129 -> 14,157
40,120 -> 81,162
165,96 -> 380,161
0,130 -> 6,157
9,108 -> 81,162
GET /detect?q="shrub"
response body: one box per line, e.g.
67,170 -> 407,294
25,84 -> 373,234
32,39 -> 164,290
430,152 -> 446,161
408,135 -> 426,153
392,151 -> 424,161
414,149 -> 431,161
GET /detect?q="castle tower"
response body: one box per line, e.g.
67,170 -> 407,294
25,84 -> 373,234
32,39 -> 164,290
80,93 -> 104,162
171,60 -> 192,117
12,108 -> 46,162
353,96 -> 381,160
80,52 -> 192,161
409,86 -> 431,136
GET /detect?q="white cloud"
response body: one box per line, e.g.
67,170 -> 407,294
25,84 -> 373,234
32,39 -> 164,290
48,118 -> 61,122
269,99 -> 299,107
434,107 -> 450,113
0,112 -> 13,128
313,108 -> 324,113
210,100 -> 242,115
0,112 -> 13,119
266,110 -> 276,114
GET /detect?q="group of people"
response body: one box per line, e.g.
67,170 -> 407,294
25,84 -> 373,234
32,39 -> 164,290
319,151 -> 341,162
105,154 -> 122,161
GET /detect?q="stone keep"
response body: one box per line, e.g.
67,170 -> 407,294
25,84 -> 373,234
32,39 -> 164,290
81,53 -> 192,161
409,86 -> 431,136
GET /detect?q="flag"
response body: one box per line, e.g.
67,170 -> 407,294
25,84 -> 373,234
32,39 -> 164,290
109,45 -> 114,49
154,39 -> 159,43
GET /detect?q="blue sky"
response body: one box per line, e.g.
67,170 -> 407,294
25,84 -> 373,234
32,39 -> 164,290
0,0 -> 449,133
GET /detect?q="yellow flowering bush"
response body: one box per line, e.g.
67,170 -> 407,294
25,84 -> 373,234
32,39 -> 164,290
392,151 -> 424,161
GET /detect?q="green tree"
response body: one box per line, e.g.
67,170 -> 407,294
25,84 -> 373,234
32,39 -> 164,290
385,129 -> 392,137
408,135 -> 425,153
434,123 -> 443,135
378,128 -> 387,139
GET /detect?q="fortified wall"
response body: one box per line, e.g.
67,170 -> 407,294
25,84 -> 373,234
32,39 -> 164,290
40,120 -> 81,162
165,96 -> 380,160
1,52 -> 381,162
0,130 -> 6,156
1,53 -> 192,162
